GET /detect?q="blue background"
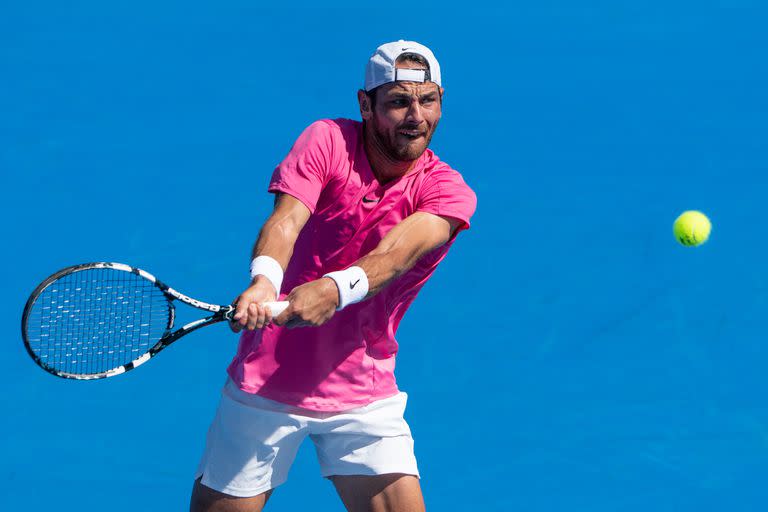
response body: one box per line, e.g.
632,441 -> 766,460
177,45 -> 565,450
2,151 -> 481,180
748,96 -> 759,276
2,2 -> 767,510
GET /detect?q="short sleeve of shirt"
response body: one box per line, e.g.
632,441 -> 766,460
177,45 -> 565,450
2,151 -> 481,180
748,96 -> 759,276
268,120 -> 336,213
415,166 -> 478,233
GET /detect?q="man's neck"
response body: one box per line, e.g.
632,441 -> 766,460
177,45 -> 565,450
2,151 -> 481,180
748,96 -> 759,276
363,127 -> 420,185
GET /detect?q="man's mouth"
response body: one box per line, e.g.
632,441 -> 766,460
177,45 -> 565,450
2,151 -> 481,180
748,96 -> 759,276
397,129 -> 425,140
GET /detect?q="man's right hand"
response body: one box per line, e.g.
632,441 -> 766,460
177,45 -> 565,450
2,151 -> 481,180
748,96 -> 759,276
230,275 -> 278,333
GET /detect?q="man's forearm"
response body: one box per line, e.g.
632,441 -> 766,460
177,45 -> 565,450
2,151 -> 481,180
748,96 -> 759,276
351,212 -> 459,297
251,216 -> 301,271
250,194 -> 311,272
233,194 -> 310,331
353,246 -> 422,297
274,214 -> 459,327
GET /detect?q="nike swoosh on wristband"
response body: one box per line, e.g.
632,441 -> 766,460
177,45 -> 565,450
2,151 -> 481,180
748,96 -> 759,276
350,279 -> 360,289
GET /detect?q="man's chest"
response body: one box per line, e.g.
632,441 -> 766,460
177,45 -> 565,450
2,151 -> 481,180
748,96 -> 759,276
302,168 -> 424,262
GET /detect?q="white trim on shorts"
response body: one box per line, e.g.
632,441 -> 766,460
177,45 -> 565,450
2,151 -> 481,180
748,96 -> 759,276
194,379 -> 419,498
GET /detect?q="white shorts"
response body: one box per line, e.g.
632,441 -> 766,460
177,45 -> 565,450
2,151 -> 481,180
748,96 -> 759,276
195,379 -> 419,498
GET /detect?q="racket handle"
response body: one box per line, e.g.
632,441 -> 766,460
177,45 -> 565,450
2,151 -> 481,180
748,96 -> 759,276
264,301 -> 289,317
224,301 -> 289,321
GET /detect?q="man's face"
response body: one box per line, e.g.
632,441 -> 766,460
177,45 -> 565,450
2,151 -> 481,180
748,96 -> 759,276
360,63 -> 443,162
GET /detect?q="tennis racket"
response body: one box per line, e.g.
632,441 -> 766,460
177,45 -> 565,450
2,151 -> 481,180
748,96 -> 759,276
21,262 -> 288,380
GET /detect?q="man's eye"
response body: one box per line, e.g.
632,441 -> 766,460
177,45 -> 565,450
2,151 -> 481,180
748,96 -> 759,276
390,99 -> 408,107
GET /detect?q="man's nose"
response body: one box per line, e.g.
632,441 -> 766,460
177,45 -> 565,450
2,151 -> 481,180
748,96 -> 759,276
406,100 -> 425,124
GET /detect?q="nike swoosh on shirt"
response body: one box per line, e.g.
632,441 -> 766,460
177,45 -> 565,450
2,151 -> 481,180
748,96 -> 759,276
362,197 -> 379,203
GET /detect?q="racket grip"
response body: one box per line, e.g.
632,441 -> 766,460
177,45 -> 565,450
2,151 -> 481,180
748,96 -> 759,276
264,301 -> 289,317
223,301 -> 289,321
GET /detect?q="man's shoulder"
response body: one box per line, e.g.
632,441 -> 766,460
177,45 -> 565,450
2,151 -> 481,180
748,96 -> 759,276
305,118 -> 361,140
289,119 -> 361,166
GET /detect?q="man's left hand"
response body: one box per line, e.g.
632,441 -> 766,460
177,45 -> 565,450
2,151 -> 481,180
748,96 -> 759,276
274,277 -> 340,328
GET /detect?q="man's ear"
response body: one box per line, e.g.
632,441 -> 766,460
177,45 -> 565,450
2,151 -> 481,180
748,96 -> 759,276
357,89 -> 373,120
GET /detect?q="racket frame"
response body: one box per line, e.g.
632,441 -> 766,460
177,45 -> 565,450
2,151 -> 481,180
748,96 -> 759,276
21,262 -> 236,380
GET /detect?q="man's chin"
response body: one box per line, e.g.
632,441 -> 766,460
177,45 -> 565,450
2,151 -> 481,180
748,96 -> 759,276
393,141 -> 428,161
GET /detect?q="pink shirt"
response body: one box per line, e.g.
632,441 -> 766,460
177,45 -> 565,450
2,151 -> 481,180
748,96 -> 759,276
227,119 -> 477,411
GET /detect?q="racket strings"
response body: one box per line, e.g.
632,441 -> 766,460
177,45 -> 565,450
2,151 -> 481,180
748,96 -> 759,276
25,268 -> 171,376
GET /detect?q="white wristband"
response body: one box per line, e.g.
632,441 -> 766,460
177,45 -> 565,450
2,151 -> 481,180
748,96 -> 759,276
323,266 -> 369,310
250,255 -> 283,296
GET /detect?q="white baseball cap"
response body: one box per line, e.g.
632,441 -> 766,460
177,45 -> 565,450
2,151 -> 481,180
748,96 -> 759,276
364,40 -> 442,92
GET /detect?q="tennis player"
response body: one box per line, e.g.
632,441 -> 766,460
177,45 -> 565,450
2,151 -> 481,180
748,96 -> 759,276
191,40 -> 476,512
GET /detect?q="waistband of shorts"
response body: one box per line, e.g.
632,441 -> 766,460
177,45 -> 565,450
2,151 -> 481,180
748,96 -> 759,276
223,378 -> 406,419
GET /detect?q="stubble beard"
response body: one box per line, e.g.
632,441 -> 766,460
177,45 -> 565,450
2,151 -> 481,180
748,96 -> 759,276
369,117 -> 439,162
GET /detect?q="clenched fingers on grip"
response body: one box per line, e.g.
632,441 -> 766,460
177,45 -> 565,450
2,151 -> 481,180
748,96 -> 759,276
245,303 -> 273,330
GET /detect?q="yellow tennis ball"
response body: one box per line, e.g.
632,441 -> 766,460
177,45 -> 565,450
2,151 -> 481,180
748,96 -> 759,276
673,210 -> 711,247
